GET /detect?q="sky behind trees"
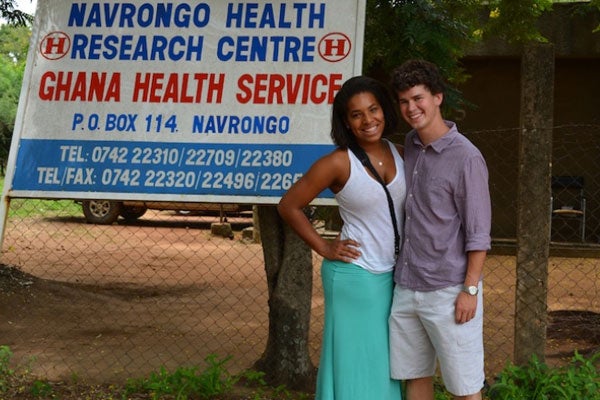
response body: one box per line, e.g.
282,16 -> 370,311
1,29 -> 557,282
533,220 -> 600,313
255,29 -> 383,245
16,0 -> 35,15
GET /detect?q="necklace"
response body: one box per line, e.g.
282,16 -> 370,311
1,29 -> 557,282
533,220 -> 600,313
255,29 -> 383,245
372,150 -> 385,167
367,152 -> 385,166
366,142 -> 387,167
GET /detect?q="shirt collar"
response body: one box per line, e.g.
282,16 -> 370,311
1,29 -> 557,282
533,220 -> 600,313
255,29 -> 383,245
410,121 -> 458,154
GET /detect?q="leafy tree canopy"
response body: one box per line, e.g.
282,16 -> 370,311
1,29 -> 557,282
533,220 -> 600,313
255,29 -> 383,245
0,23 -> 29,166
0,0 -> 33,26
363,0 -> 599,116
0,23 -> 30,65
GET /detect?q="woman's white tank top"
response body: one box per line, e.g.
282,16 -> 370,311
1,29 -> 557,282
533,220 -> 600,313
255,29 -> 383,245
335,139 -> 406,273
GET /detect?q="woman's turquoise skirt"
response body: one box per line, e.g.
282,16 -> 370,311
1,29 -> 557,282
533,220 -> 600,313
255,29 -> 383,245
316,259 -> 401,400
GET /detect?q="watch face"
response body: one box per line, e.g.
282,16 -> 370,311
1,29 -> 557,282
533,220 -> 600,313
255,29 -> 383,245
464,285 -> 478,295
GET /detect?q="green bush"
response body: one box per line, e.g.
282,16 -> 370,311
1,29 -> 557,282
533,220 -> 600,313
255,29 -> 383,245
0,345 -> 14,393
487,351 -> 600,400
123,354 -> 237,400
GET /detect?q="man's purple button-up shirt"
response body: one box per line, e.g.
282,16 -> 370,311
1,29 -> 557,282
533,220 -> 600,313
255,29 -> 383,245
394,121 -> 492,291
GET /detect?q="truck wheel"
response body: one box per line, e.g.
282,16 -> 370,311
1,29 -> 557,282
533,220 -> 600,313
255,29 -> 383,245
82,200 -> 122,224
120,205 -> 147,221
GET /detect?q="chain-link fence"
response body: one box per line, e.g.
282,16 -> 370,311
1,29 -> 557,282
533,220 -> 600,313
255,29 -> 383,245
1,123 -> 599,385
469,123 -> 600,376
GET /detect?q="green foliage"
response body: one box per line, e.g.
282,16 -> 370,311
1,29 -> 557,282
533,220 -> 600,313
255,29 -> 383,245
364,0 -> 484,118
123,354 -> 238,400
365,0 -> 482,74
30,379 -> 54,398
0,345 -> 39,397
2,345 -> 598,400
0,24 -> 29,166
7,198 -> 83,219
433,376 -> 453,400
362,0 -> 598,119
0,23 -> 31,65
0,0 -> 34,26
365,0 -> 480,78
238,368 -> 268,387
1,173 -> 81,218
487,352 -> 600,400
0,345 -> 14,393
484,0 -> 554,43
236,369 -> 310,399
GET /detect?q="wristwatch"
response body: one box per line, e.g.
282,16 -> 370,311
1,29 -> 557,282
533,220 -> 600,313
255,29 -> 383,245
462,285 -> 478,296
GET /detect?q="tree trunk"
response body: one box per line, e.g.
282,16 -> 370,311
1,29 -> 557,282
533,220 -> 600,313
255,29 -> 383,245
253,205 -> 317,391
514,42 -> 554,365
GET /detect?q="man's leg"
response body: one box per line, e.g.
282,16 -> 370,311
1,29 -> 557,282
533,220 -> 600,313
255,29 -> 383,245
407,378 -> 482,400
406,376 -> 434,400
421,285 -> 485,399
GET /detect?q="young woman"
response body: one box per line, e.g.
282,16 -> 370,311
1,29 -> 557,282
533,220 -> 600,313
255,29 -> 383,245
278,76 -> 405,399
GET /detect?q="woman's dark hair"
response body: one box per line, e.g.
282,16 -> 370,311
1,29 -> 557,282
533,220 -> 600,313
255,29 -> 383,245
330,76 -> 399,148
390,59 -> 446,96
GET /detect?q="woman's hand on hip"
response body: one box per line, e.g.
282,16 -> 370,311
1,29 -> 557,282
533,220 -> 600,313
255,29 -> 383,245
323,236 -> 361,262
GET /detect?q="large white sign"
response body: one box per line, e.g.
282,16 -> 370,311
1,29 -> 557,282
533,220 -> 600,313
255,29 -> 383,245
4,0 -> 365,204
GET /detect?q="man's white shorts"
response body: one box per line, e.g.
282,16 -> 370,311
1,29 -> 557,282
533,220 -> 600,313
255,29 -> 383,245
389,283 -> 485,396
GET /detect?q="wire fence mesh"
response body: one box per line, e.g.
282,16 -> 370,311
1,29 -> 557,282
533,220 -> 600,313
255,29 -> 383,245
1,123 -> 599,385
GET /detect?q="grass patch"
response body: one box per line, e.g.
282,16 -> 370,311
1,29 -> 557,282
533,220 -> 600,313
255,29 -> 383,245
0,176 -> 82,219
7,198 -> 82,219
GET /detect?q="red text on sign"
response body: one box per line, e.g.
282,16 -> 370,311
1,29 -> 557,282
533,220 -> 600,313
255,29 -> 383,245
38,71 -> 120,101
236,73 -> 342,105
132,73 -> 225,103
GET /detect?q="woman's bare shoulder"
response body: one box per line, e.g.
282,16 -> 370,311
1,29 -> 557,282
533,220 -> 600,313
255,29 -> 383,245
307,147 -> 349,192
312,147 -> 348,168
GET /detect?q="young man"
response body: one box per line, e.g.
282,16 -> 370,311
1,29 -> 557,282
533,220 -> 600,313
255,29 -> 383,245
389,59 -> 492,400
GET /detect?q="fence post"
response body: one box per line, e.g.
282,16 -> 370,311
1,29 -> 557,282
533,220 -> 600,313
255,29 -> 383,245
514,42 -> 554,365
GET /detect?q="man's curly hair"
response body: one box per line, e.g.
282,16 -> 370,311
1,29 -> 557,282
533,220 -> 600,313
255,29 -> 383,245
390,59 -> 446,96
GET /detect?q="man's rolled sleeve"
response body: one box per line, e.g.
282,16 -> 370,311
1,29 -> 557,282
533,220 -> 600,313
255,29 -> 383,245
461,155 -> 492,252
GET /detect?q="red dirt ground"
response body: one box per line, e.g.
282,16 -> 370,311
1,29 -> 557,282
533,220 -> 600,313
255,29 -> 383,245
1,210 -> 599,398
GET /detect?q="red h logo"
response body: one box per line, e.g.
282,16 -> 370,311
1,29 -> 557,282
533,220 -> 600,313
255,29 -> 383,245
40,32 -> 71,60
322,38 -> 347,57
318,32 -> 351,63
